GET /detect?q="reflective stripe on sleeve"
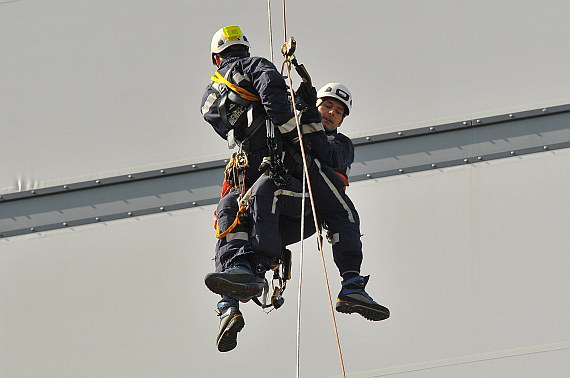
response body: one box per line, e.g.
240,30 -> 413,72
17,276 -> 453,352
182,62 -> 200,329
302,122 -> 325,134
232,71 -> 250,84
277,120 -> 324,136
314,159 -> 355,223
201,92 -> 218,115
277,117 -> 298,134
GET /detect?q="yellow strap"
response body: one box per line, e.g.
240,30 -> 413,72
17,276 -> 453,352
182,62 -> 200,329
211,71 -> 261,102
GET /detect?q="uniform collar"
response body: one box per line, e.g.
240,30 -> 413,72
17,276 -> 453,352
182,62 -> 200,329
326,129 -> 339,137
220,52 -> 248,69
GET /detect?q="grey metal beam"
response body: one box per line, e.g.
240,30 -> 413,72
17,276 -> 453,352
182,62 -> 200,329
349,104 -> 570,180
1,104 -> 569,238
0,162 -> 227,238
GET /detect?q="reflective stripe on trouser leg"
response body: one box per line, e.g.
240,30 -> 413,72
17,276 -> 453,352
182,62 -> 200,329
271,188 -> 311,215
225,232 -> 249,242
214,191 -> 252,272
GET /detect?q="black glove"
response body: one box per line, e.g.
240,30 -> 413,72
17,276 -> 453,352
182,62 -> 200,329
291,137 -> 312,155
299,103 -> 321,124
295,81 -> 317,108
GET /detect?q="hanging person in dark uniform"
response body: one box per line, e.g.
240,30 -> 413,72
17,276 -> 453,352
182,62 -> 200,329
294,83 -> 391,323
201,25 -> 389,353
200,25 -> 323,353
280,81 -> 390,323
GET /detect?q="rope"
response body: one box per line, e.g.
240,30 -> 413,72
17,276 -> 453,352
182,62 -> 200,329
268,2 -> 306,375
284,61 -> 346,378
296,149 -> 306,378
281,0 -> 287,46
267,0 -> 274,63
278,1 -> 346,376
215,151 -> 249,239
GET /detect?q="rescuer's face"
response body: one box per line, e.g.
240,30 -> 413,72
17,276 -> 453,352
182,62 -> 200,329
318,98 -> 345,132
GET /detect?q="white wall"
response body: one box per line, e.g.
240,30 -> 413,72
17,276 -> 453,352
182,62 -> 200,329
2,0 -> 570,192
2,149 -> 569,377
2,1 -> 570,376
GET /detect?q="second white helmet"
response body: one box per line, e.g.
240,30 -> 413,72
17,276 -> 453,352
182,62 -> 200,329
210,25 -> 250,65
317,83 -> 352,116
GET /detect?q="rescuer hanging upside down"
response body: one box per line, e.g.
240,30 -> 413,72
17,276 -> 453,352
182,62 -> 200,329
200,25 -> 389,353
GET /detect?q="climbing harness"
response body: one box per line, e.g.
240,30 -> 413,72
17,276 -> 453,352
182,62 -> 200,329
212,49 -> 290,284
211,62 -> 268,152
214,150 -> 249,240
212,2 -> 347,375
220,151 -> 248,198
210,70 -> 260,102
264,119 -> 290,188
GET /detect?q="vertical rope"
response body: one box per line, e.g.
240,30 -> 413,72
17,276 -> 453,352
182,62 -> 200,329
272,1 -> 345,376
281,0 -> 287,47
267,0 -> 274,62
296,169 -> 305,378
279,5 -> 346,372
283,60 -> 346,378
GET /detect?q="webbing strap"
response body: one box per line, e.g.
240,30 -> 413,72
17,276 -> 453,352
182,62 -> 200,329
211,71 -> 260,102
215,204 -> 248,239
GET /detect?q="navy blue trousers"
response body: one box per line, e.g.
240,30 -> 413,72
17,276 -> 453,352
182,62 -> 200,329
214,159 -> 362,275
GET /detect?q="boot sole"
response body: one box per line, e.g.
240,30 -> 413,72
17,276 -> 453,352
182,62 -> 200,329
217,314 -> 245,352
205,274 -> 263,302
336,300 -> 390,322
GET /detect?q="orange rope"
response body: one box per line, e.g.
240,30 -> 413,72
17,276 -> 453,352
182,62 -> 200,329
215,204 -> 248,239
215,152 -> 249,239
280,1 -> 346,373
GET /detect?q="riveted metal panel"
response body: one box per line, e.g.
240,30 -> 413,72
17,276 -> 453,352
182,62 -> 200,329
2,105 -> 569,238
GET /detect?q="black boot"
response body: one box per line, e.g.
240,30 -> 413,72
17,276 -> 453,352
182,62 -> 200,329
216,298 -> 245,352
336,275 -> 390,321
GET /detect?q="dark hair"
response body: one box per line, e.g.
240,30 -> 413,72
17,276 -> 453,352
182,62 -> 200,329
219,44 -> 249,58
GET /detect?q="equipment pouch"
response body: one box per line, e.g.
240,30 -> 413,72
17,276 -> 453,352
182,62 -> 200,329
219,91 -> 251,131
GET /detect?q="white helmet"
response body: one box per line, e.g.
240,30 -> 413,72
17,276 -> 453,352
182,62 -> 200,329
210,25 -> 250,65
317,83 -> 352,116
